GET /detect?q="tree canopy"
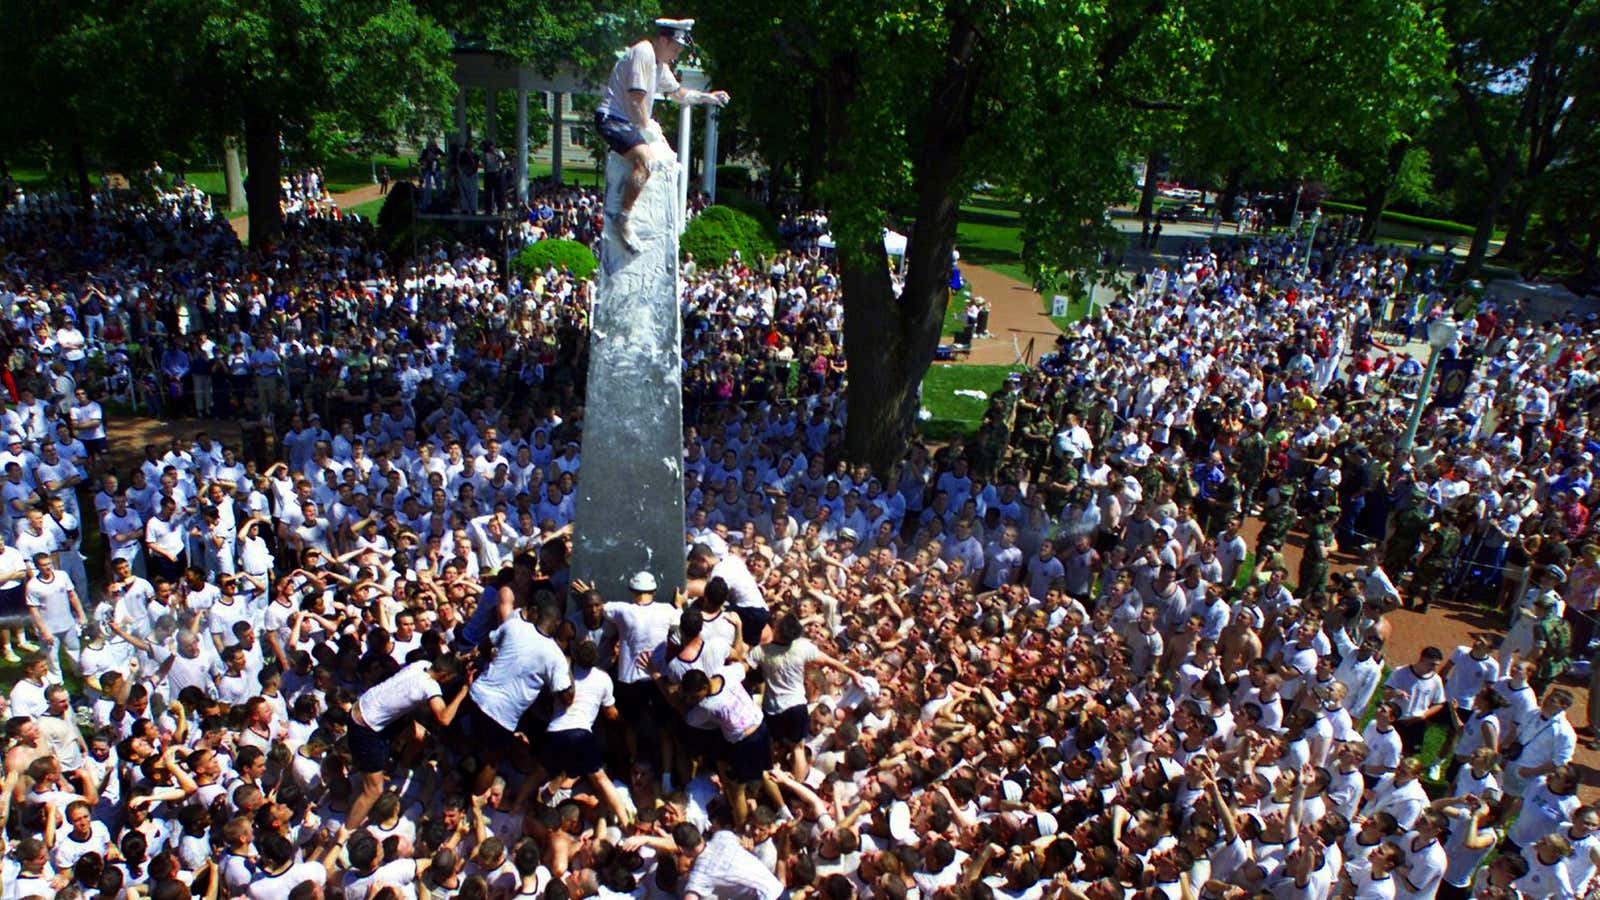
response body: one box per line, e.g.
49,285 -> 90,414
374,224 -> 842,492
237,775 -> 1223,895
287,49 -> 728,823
685,0 -> 1452,470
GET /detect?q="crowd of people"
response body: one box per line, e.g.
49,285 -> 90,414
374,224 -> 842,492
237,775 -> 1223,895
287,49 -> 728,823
0,173 -> 1593,900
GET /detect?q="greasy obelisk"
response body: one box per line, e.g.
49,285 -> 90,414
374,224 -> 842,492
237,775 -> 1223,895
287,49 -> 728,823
570,147 -> 687,599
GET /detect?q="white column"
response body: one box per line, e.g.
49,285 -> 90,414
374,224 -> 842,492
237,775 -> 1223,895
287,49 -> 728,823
677,102 -> 693,222
454,88 -> 467,143
549,93 -> 564,185
485,89 -> 498,143
516,89 -> 530,202
701,107 -> 719,203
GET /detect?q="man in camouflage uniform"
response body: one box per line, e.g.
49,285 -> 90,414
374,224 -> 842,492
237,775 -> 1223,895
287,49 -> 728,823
1138,462 -> 1166,511
1017,416 -> 1055,483
1235,428 -> 1268,510
1257,485 -> 1297,559
1384,486 -> 1431,579
1409,507 -> 1462,612
1530,594 -> 1572,692
1298,504 -> 1338,598
1206,468 -> 1242,537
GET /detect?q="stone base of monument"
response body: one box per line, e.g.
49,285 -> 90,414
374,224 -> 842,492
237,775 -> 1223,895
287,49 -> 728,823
570,148 -> 688,600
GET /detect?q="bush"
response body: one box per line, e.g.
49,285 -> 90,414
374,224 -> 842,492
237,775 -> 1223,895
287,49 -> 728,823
514,238 -> 598,282
1319,200 -> 1476,237
682,204 -> 778,267
373,182 -> 452,261
716,164 -> 753,192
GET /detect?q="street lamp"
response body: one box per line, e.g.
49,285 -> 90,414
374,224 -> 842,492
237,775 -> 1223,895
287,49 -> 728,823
1399,317 -> 1459,454
1299,209 -> 1322,280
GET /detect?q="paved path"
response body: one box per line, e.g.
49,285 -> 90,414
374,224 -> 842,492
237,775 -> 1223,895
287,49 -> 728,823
959,266 -> 1064,365
227,183 -> 386,242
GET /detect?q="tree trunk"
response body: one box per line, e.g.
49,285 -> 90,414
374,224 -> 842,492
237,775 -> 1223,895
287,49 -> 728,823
1459,163 -> 1511,282
1356,182 -> 1388,245
1137,149 -> 1160,221
840,14 -> 981,476
223,137 -> 247,212
1217,166 -> 1243,221
1495,192 -> 1532,260
842,241 -> 922,473
70,141 -> 92,214
802,84 -> 827,207
1357,141 -> 1410,245
243,104 -> 283,247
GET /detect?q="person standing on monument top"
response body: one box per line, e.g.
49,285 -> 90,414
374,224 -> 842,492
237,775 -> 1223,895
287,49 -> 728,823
593,17 -> 729,252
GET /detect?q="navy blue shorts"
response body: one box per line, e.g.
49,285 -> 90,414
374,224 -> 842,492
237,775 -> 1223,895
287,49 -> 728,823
766,704 -> 809,745
595,112 -> 646,155
676,721 -> 725,763
349,722 -> 394,774
615,679 -> 664,726
542,728 -> 603,777
726,724 -> 773,785
464,697 -> 520,753
732,606 -> 771,645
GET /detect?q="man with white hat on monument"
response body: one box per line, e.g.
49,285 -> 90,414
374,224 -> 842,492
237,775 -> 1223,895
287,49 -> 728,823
593,17 -> 729,252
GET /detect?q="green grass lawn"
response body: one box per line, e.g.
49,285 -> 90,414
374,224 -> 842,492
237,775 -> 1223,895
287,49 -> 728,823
346,197 -> 387,220
919,363 -> 1022,441
955,197 -> 1101,333
957,196 -> 1030,281
944,288 -> 972,338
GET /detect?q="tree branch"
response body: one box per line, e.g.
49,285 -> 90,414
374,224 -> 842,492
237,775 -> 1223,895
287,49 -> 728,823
1095,0 -> 1168,81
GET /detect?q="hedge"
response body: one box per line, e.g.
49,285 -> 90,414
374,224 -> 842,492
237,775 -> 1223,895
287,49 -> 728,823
716,164 -> 753,191
681,204 -> 778,267
1319,200 -> 1477,238
514,238 -> 598,282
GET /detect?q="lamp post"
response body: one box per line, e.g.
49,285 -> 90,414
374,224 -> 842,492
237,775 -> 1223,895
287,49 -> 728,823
1299,209 -> 1322,280
1400,317 -> 1459,454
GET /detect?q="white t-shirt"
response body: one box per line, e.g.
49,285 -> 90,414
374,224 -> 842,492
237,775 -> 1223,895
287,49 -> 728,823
546,666 -> 615,733
749,638 -> 819,713
342,859 -> 419,900
70,402 -> 105,441
145,515 -> 186,559
687,664 -> 764,742
684,830 -> 782,900
606,601 -> 680,684
53,821 -> 112,870
0,545 -> 24,589
103,510 -> 144,561
248,861 -> 326,900
1395,836 -> 1445,900
26,572 -> 76,632
711,554 -> 766,610
358,661 -> 442,731
597,40 -> 679,123
1385,666 -> 1446,720
468,616 -> 571,732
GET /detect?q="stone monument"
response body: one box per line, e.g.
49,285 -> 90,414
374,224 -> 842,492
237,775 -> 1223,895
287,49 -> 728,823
570,148 -> 688,599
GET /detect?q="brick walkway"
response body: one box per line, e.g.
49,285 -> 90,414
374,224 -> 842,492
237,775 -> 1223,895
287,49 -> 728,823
227,184 -> 385,242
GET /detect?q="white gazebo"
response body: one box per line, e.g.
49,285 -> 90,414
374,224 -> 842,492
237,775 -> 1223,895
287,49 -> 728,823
451,49 -> 721,215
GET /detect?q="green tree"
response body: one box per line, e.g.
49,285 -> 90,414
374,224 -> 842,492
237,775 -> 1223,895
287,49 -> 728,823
1440,0 -> 1600,279
690,0 -> 1448,472
168,0 -> 458,245
0,1 -> 191,205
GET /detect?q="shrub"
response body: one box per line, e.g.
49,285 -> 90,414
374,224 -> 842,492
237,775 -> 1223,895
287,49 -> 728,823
716,164 -> 753,192
514,238 -> 598,282
1318,200 -> 1477,237
682,204 -> 778,267
373,183 -> 452,262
